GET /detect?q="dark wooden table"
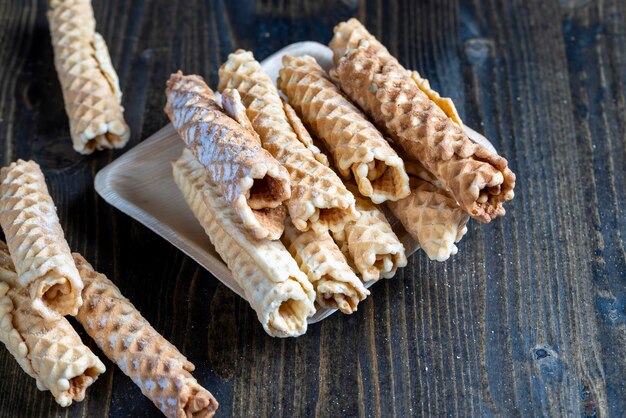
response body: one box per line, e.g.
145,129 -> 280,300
1,0 -> 625,416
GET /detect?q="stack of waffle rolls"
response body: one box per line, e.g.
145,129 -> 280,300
0,240 -> 105,407
218,50 -> 359,233
278,54 -> 410,205
172,149 -> 316,337
167,18 -> 515,337
47,0 -> 130,154
274,51 -> 473,262
329,21 -> 515,223
0,160 -> 217,416
165,72 -> 291,240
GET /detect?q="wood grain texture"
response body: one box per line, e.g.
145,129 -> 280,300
0,0 -> 625,416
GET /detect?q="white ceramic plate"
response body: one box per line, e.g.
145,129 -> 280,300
95,41 -> 493,323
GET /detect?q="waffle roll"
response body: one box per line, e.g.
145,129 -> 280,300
388,176 -> 469,262
47,0 -> 130,154
0,160 -> 83,318
329,18 -> 463,125
74,254 -> 218,418
282,221 -> 369,314
334,185 -> 407,282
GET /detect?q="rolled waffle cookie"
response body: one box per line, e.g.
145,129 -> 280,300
172,149 -> 316,337
282,221 -> 369,314
165,71 -> 290,240
218,50 -> 358,233
388,177 -> 469,262
329,18 -> 464,126
334,185 -> 407,282
73,254 -> 218,418
47,0 -> 130,154
278,54 -> 410,204
332,42 -> 515,223
0,241 -> 105,407
0,160 -> 83,318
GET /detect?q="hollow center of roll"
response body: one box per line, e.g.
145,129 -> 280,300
373,255 -> 387,271
278,298 -> 297,320
183,386 -> 219,417
367,161 -> 399,200
42,280 -> 70,304
366,159 -> 387,181
270,298 -> 307,334
248,175 -> 287,209
67,369 -> 98,401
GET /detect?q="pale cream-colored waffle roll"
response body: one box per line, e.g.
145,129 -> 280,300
330,19 -> 463,126
172,149 -> 315,337
0,241 -> 105,407
281,221 -> 369,314
47,0 -> 130,154
218,50 -> 358,233
283,101 -> 329,166
165,71 -> 290,240
388,177 -> 469,262
332,42 -> 516,223
278,54 -> 410,204
0,160 -> 83,318
73,254 -> 218,418
334,184 -> 407,282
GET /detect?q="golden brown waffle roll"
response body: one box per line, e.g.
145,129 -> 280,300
281,221 -> 369,314
172,149 -> 315,337
165,71 -> 290,240
73,254 -> 218,418
278,54 -> 410,204
330,18 -> 463,125
332,42 -> 515,223
0,241 -> 105,407
218,50 -> 358,233
0,160 -> 83,318
47,0 -> 130,154
333,185 -> 407,282
388,177 -> 469,262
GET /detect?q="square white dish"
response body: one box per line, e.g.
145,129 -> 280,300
95,41 -> 493,323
